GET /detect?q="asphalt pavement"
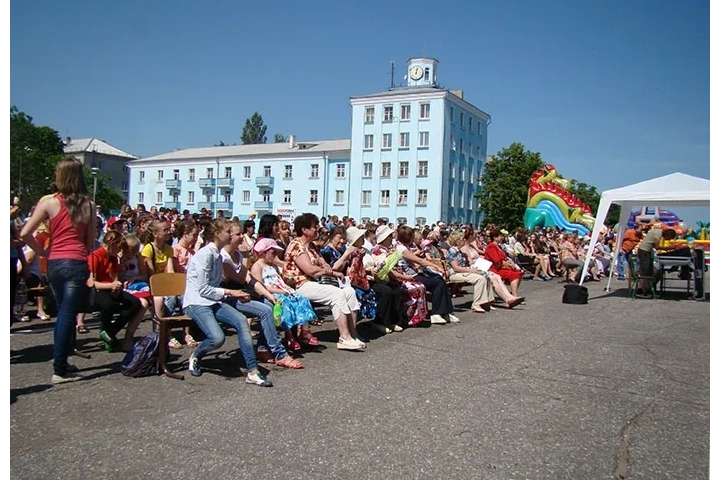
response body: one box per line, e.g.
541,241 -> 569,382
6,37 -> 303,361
10,275 -> 710,480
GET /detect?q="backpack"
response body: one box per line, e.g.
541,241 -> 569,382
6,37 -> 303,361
121,330 -> 160,377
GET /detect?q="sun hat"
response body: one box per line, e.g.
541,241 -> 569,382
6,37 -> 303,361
375,225 -> 395,244
252,237 -> 284,255
345,226 -> 366,247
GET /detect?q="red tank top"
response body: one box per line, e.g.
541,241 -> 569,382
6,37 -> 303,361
48,194 -> 89,261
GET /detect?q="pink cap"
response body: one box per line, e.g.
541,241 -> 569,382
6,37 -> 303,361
252,237 -> 284,255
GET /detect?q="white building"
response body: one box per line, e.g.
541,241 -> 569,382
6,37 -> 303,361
64,137 -> 138,201
127,57 -> 491,225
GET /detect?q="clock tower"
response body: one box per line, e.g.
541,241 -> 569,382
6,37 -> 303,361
407,57 -> 439,87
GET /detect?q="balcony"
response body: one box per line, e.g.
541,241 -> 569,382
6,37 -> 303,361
199,178 -> 216,188
254,200 -> 273,210
215,201 -> 234,210
255,176 -> 274,187
164,201 -> 181,210
198,202 -> 215,211
165,179 -> 182,189
216,177 -> 235,188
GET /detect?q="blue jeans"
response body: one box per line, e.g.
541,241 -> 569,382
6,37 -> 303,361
185,302 -> 257,372
46,259 -> 90,376
616,252 -> 627,278
228,299 -> 287,361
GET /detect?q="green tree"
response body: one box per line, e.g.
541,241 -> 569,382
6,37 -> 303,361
241,112 -> 267,144
476,142 -> 544,229
10,106 -> 65,212
567,180 -> 620,228
273,133 -> 287,143
84,168 -> 125,215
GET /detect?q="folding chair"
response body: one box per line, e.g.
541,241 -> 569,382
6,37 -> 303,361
627,255 -> 657,299
149,273 -> 195,380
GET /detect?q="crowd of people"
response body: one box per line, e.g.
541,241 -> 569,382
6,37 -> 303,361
13,157 -> 680,386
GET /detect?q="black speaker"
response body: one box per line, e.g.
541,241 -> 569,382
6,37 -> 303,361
693,248 -> 706,300
562,284 -> 588,304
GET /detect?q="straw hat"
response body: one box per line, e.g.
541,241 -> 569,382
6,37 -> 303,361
345,226 -> 366,247
375,225 -> 395,244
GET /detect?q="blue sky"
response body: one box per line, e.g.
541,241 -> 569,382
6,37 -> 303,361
10,0 -> 710,224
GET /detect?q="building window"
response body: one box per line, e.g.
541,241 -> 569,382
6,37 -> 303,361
157,170 -> 164,181
398,189 -> 408,205
309,190 -> 318,204
121,181 -> 128,191
419,131 -> 429,148
451,135 -> 456,150
243,166 -> 251,179
224,192 -> 231,202
396,217 -> 407,225
419,103 -> 430,119
224,167 -> 232,178
364,134 -> 374,150
460,112 -> 465,127
416,217 -> 427,226
399,132 -> 410,148
336,164 -> 345,178
362,190 -> 372,206
156,192 -> 163,204
468,117 -> 474,132
138,192 -> 144,204
310,164 -> 319,178
418,161 -> 428,177
205,193 -> 212,202
205,168 -> 214,179
188,169 -> 195,181
398,161 -> 409,177
460,166 -> 465,182
417,189 -> 427,205
243,190 -> 250,203
380,190 -> 390,205
381,162 -> 391,177
478,122 -> 482,136
187,191 -> 195,204
450,105 -> 455,122
400,104 -> 411,121
364,106 -> 375,124
139,171 -> 145,183
173,169 -> 180,180
450,163 -> 455,179
460,139 -> 464,155
383,105 -> 393,122
262,189 -> 270,202
284,165 -> 293,179
476,146 -> 481,159
469,143 -> 473,159
263,166 -> 271,177
363,163 -> 373,178
123,164 -> 129,174
382,133 -> 392,150
283,190 -> 291,203
335,190 -> 344,204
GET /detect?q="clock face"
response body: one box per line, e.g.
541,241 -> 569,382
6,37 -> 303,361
409,65 -> 424,81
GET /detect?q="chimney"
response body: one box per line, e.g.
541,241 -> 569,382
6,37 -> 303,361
65,136 -> 72,146
288,134 -> 296,149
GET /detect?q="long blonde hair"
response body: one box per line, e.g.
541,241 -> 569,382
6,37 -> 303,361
54,157 -> 91,225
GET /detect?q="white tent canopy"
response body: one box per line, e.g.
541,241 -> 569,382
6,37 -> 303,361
579,172 -> 711,289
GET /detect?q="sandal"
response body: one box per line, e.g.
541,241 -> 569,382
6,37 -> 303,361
76,325 -> 90,334
284,338 -> 302,352
298,329 -> 320,346
184,334 -> 198,348
256,349 -> 275,364
168,337 -> 183,349
309,319 -> 323,327
38,313 -> 52,321
275,355 -> 304,369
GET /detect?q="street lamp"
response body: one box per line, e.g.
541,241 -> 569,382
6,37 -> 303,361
91,167 -> 100,204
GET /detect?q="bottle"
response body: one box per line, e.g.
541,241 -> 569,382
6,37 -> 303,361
15,280 -> 28,318
272,300 -> 282,327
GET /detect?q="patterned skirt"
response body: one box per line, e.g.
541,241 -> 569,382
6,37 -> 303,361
353,287 -> 378,320
274,293 -> 317,330
399,280 -> 428,325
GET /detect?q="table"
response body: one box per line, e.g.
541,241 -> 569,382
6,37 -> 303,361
656,255 -> 694,297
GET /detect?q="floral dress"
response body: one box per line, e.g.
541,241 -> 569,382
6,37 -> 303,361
371,245 -> 427,326
346,249 -> 377,319
261,265 -> 317,329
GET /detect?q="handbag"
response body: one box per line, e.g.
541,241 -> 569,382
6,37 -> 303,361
318,275 -> 340,287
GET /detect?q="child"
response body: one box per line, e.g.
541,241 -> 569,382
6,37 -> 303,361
250,238 -> 318,351
119,234 -> 153,312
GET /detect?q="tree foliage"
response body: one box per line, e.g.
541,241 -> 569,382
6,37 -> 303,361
273,133 -> 287,143
10,106 -> 124,215
476,142 -> 544,229
241,112 -> 267,144
567,180 -> 621,228
84,168 -> 125,215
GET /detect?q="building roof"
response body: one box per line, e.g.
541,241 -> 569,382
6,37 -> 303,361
64,138 -> 138,159
350,87 -> 444,100
131,139 -> 351,163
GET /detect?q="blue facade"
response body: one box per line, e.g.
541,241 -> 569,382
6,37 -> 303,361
127,57 -> 491,226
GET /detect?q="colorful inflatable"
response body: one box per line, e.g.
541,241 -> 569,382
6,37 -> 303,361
524,164 -> 596,236
627,207 -> 681,228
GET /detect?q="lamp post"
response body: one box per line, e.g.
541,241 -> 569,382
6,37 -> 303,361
91,167 -> 100,204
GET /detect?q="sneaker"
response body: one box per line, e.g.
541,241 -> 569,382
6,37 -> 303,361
52,373 -> 83,385
246,372 -> 273,387
430,314 -> 447,324
373,323 -> 391,335
337,337 -> 363,350
391,324 -> 404,332
446,314 -> 460,323
188,353 -> 202,377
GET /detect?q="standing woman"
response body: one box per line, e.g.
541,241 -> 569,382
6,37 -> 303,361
21,158 -> 96,384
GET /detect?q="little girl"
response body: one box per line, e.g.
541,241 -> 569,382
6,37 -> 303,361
250,238 -> 318,350
119,234 -> 152,311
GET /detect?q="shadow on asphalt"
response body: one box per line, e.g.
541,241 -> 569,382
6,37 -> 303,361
11,384 -> 52,404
